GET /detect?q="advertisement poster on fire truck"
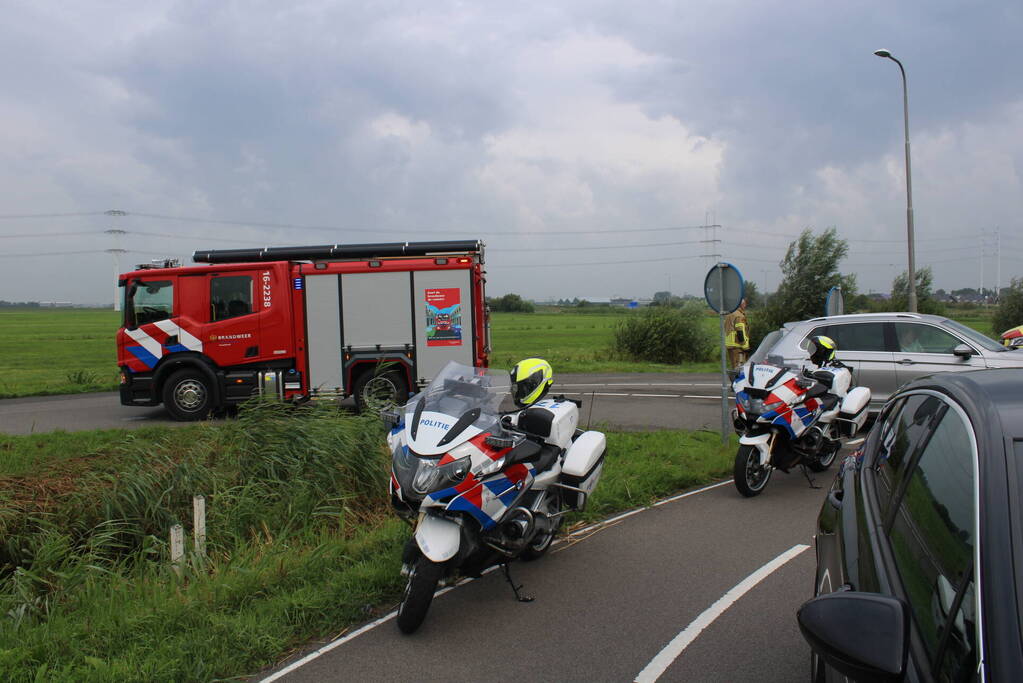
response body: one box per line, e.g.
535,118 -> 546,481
425,288 -> 462,347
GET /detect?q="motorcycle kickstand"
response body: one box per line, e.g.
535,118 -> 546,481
800,464 -> 820,489
501,562 -> 534,603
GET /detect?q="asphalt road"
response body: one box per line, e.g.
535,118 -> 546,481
260,467 -> 833,683
0,373 -> 727,435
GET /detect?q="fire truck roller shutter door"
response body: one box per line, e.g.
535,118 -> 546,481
340,272 -> 414,349
304,274 -> 343,394
413,269 -> 473,382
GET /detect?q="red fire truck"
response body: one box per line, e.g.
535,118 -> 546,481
117,240 -> 489,420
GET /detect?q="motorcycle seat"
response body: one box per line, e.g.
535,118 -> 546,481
818,394 -> 840,411
531,443 -> 561,474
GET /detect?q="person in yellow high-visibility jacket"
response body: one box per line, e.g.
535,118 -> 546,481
724,298 -> 749,368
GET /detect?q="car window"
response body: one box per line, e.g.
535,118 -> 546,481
942,319 -> 1004,353
131,279 -> 174,326
800,325 -> 831,350
211,275 -> 254,321
829,322 -> 887,352
895,323 -> 963,354
875,394 -> 944,520
887,407 -> 977,680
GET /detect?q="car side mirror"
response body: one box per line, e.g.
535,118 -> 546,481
797,591 -> 908,682
953,343 -> 974,359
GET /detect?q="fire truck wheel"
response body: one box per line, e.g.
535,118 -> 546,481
163,369 -> 214,421
353,370 -> 408,413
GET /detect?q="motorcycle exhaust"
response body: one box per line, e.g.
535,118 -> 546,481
502,507 -> 536,540
798,425 -> 825,453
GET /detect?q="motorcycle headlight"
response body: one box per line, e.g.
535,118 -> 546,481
412,455 -> 472,495
762,400 -> 785,413
737,394 -> 751,411
392,444 -> 422,497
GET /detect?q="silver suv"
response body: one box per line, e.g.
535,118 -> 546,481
752,312 -> 1023,409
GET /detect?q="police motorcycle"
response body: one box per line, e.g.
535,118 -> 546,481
731,336 -> 871,497
383,358 -> 606,634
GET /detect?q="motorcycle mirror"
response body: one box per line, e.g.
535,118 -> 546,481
380,409 -> 401,427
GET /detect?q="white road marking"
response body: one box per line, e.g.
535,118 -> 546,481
633,543 -> 811,683
556,392 -> 720,400
258,479 -> 733,682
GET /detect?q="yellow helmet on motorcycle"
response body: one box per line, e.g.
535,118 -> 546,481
807,335 -> 837,366
510,358 -> 554,408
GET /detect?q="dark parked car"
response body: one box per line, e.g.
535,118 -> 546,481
798,369 -> 1023,681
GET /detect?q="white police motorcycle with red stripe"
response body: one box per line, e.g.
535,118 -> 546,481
731,360 -> 870,497
383,361 -> 605,634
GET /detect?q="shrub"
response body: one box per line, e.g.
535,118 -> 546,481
993,278 -> 1023,337
613,304 -> 714,364
488,293 -> 534,313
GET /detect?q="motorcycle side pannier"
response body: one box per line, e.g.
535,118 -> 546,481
836,386 -> 871,437
559,431 -> 605,510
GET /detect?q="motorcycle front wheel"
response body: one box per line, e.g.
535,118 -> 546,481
396,556 -> 444,634
733,444 -> 772,497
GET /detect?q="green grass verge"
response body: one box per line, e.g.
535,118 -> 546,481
0,409 -> 735,681
0,309 -> 121,398
0,308 -> 719,400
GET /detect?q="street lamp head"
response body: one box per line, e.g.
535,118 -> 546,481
874,48 -> 892,58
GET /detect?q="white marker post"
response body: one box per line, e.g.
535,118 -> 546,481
193,495 -> 206,558
170,523 -> 185,576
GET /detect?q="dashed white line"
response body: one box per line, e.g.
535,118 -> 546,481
634,544 -> 811,683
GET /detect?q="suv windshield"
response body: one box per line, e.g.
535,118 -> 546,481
942,319 -> 1005,352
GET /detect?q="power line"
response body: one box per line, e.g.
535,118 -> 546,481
501,238 -> 704,252
0,211 -> 105,220
0,230 -> 104,239
127,211 -> 719,237
0,249 -> 175,259
495,254 -> 708,268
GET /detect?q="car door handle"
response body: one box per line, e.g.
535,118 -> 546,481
898,358 -> 914,365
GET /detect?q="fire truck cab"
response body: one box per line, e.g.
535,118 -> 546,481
117,241 -> 488,420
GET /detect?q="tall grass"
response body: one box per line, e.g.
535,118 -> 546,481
0,404 -> 734,680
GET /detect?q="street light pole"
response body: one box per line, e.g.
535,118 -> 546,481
874,49 -> 917,313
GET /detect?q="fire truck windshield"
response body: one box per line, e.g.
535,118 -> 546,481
125,279 -> 173,328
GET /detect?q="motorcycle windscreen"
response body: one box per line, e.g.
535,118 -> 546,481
404,361 -> 508,456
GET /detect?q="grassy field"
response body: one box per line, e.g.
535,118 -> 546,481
0,308 -> 717,399
0,407 -> 735,680
0,305 -> 1002,399
0,309 -> 121,398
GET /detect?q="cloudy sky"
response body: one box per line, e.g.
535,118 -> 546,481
1,0 -> 1021,305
